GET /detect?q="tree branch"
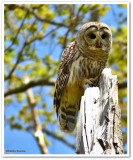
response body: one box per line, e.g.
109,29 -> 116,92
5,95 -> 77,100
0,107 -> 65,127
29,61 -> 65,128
5,24 -> 58,81
9,4 -> 69,28
5,41 -> 27,81
4,77 -> 126,98
118,82 -> 127,89
75,4 -> 85,21
4,11 -> 29,52
4,19 -> 37,81
4,78 -> 55,97
26,26 -> 59,45
25,76 -> 49,154
42,128 -> 76,150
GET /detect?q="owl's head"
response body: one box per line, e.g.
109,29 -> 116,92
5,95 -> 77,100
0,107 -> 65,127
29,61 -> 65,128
76,22 -> 112,56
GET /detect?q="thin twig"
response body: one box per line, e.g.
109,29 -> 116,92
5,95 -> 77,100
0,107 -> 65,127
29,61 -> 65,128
26,26 -> 59,45
4,19 -> 37,81
5,41 -> 27,81
4,11 -> 29,52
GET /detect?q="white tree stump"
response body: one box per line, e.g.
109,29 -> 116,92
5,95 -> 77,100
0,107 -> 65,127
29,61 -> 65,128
76,68 -> 123,155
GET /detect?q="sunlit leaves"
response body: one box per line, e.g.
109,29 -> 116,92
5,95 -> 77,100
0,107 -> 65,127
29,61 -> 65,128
44,54 -> 53,66
34,94 -> 41,103
98,6 -> 110,16
18,105 -> 32,124
30,23 -> 38,33
16,93 -> 25,103
14,8 -> 26,20
118,4 -> 127,8
4,97 -> 13,106
37,109 -> 56,123
35,5 -> 54,20
55,4 -> 72,16
77,5 -> 89,13
4,51 -> 15,64
37,31 -> 44,39
58,36 -> 65,45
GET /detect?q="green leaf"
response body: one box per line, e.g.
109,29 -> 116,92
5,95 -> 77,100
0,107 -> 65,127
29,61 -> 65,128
4,97 -> 13,106
7,116 -> 15,122
98,6 -> 110,16
16,93 -> 25,103
51,32 -> 57,38
34,94 -> 40,103
42,102 -> 46,108
24,112 -> 32,124
14,8 -> 26,19
118,4 -> 127,8
44,54 -> 53,65
11,123 -> 22,130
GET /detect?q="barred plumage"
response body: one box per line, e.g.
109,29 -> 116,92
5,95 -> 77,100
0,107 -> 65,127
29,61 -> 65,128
54,22 -> 112,133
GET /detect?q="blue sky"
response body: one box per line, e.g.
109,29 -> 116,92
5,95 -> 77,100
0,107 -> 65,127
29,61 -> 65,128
4,4 -> 127,155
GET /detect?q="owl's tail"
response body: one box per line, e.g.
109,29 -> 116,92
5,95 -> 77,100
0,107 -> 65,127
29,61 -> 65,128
58,105 -> 78,133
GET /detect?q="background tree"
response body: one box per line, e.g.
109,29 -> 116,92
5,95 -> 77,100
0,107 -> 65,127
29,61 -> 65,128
4,4 -> 127,154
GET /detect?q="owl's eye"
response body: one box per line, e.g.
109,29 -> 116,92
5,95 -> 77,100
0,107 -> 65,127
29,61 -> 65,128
101,34 -> 107,39
89,34 -> 96,39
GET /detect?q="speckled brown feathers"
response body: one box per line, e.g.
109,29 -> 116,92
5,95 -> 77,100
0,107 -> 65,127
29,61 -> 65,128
54,22 -> 112,133
54,42 -> 77,117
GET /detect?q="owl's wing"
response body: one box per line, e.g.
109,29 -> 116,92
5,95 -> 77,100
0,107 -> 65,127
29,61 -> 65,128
54,41 -> 77,117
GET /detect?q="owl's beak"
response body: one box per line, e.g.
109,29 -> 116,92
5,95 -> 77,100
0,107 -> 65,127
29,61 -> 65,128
96,41 -> 102,48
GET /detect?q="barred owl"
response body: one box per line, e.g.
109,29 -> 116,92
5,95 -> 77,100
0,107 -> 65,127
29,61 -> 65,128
54,22 -> 112,133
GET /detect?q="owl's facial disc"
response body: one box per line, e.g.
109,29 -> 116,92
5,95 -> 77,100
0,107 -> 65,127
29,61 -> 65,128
84,26 -> 111,52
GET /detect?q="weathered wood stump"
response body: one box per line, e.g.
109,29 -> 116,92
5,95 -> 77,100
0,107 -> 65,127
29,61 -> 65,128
76,68 -> 123,155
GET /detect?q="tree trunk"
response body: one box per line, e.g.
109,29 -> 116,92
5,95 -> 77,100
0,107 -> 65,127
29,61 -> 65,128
76,68 -> 123,155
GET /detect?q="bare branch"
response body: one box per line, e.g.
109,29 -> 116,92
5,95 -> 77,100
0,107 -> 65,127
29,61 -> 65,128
42,128 -> 76,150
4,78 -> 55,97
25,76 -> 48,154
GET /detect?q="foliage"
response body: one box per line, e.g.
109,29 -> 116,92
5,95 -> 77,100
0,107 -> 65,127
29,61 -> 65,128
4,4 -> 127,154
